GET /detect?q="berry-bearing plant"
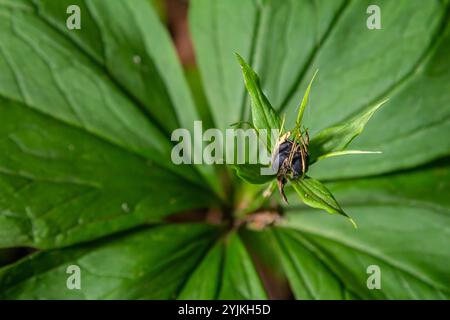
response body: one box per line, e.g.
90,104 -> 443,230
0,0 -> 449,299
233,54 -> 386,230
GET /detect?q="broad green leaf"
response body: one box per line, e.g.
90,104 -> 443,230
232,55 -> 281,183
0,224 -> 220,299
178,232 -> 267,299
0,98 -> 213,249
0,0 -> 222,194
0,0 -> 449,302
309,99 -> 387,163
190,0 -> 450,179
311,19 -> 450,179
184,65 -> 216,132
34,0 -> 181,133
279,165 -> 450,299
231,164 -> 274,185
189,0 -> 261,131
236,54 -> 281,136
271,229 -> 344,299
0,225 -> 267,299
218,232 -> 267,299
0,1 -> 175,179
290,177 -> 356,227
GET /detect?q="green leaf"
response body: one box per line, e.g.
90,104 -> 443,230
191,0 -> 450,179
1,0 -> 449,302
309,99 -> 387,163
295,69 -> 318,127
316,150 -> 382,161
0,226 -> 267,299
271,228 -> 344,299
177,240 -> 224,299
231,164 -> 274,185
218,232 -> 267,299
0,1 -> 174,179
232,54 -> 280,182
0,224 -> 219,299
290,177 -> 356,227
236,54 -> 281,138
189,0 -> 261,131
0,0 -> 222,195
278,165 -> 450,299
311,20 -> 450,178
0,98 -> 214,249
34,0 -> 186,133
179,232 -> 267,299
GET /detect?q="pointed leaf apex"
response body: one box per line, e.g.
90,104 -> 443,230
235,53 -> 246,66
368,98 -> 390,117
349,218 -> 358,229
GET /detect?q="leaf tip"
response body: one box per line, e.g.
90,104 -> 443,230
349,218 -> 358,229
374,98 -> 390,112
235,52 -> 246,66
